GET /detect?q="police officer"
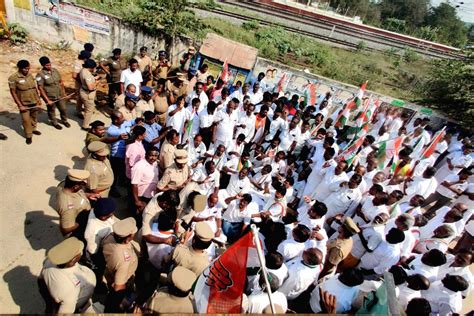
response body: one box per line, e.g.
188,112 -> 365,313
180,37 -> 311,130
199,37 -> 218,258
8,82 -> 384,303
36,56 -> 70,130
153,50 -> 171,81
72,50 -> 92,118
169,222 -> 213,276
103,217 -> 140,312
146,266 -> 196,313
79,59 -> 98,130
8,59 -> 42,144
157,149 -> 191,192
56,169 -> 99,239
100,48 -> 127,108
39,237 -> 96,313
84,141 -> 114,198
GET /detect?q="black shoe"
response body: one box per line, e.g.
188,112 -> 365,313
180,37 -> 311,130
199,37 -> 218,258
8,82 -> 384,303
26,137 -> 32,144
62,121 -> 71,128
52,123 -> 63,130
32,130 -> 42,135
0,133 -> 7,140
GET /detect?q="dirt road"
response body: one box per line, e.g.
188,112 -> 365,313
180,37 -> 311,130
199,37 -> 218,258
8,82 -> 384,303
0,40 -> 111,313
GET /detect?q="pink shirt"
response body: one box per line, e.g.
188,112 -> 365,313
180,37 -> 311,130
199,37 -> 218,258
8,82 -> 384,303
125,141 -> 146,179
131,159 -> 159,198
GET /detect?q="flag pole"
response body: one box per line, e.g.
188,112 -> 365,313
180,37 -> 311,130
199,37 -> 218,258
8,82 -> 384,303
250,224 -> 276,314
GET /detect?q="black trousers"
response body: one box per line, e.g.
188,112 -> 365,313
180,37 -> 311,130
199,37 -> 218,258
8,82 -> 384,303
110,156 -> 126,191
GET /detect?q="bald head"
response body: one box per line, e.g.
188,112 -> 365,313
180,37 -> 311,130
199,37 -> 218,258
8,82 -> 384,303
373,171 -> 386,184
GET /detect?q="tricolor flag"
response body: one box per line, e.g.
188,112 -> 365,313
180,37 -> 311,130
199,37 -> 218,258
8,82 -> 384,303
375,136 -> 405,170
337,135 -> 366,166
303,82 -> 318,107
335,81 -> 368,128
276,72 -> 288,93
194,231 -> 260,313
220,59 -> 232,84
421,127 -> 446,159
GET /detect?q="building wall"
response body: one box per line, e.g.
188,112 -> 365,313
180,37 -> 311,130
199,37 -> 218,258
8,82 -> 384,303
4,0 -> 196,65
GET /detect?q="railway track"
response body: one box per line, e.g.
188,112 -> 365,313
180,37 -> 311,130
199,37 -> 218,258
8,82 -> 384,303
211,0 -> 463,59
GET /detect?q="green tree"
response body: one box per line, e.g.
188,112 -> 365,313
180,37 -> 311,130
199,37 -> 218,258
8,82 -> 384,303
419,53 -> 474,129
424,3 -> 467,48
124,0 -> 202,54
380,0 -> 429,29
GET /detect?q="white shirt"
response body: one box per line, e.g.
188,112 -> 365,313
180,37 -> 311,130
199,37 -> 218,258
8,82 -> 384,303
192,166 -> 220,195
229,89 -> 248,105
262,196 -> 286,222
312,166 -> 348,201
187,141 -> 207,166
351,224 -> 385,259
353,199 -> 388,226
222,199 -> 252,223
358,241 -> 401,275
384,219 -> 416,258
422,281 -> 463,315
166,104 -> 189,136
248,90 -> 263,105
247,291 -> 288,314
214,109 -> 237,144
310,275 -> 359,313
436,152 -> 472,182
397,284 -> 421,311
265,117 -> 285,141
193,204 -> 222,233
147,230 -> 174,270
438,254 -> 473,297
437,174 -> 468,199
236,112 -> 256,142
120,68 -> 142,96
199,110 -> 214,129
278,238 -> 307,262
323,186 -> 362,218
279,258 -> 322,300
280,126 -> 301,151
185,90 -> 208,112
405,254 -> 440,282
84,212 -> 116,254
405,176 -> 438,199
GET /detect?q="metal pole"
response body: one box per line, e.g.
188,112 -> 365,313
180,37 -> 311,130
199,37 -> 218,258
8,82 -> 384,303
329,25 -> 336,38
250,224 -> 275,314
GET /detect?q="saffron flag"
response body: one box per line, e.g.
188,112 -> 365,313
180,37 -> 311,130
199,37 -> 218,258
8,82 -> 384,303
194,231 -> 260,313
376,136 -> 405,170
335,81 -> 368,128
276,72 -> 287,93
220,59 -> 232,84
421,127 -> 446,159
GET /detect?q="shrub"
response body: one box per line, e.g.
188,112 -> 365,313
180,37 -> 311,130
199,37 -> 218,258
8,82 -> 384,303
7,23 -> 28,45
403,48 -> 419,63
242,20 -> 259,31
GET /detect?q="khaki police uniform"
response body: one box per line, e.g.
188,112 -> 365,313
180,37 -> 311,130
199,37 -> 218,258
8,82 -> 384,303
85,132 -> 101,147
102,218 -> 140,287
324,218 -> 359,276
159,142 -> 176,171
36,68 -> 68,124
103,57 -> 127,103
165,79 -> 187,99
40,238 -> 96,313
157,164 -> 190,191
154,59 -> 171,80
153,92 -> 169,125
8,71 -> 40,138
79,68 -> 97,129
84,158 -> 114,197
147,266 -> 196,313
73,59 -> 84,115
171,222 -> 213,276
56,185 -> 91,232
